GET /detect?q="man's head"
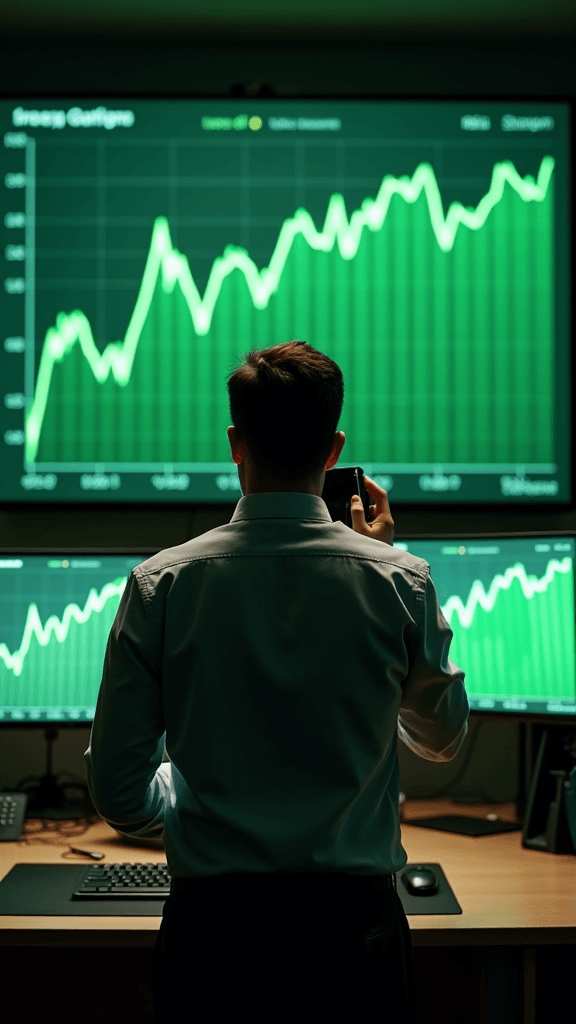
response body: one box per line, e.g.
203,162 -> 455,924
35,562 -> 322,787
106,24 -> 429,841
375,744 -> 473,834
226,340 -> 346,497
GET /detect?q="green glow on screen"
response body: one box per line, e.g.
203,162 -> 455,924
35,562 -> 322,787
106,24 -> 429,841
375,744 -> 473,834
27,157 -> 554,467
0,541 -> 574,722
0,100 -> 570,503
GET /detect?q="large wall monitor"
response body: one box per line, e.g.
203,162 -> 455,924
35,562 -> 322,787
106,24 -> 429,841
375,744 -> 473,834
0,98 -> 571,503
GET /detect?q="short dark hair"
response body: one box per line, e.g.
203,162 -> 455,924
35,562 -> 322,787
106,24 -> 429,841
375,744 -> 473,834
226,340 -> 344,481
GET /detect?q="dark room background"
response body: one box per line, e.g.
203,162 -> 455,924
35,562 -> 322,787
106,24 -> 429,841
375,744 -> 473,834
0,0 -> 575,810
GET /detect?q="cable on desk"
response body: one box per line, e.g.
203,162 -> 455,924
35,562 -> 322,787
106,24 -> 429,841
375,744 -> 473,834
403,716 -> 504,803
17,814 -> 101,848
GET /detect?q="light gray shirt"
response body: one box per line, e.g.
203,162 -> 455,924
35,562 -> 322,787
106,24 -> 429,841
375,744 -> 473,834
85,491 -> 468,878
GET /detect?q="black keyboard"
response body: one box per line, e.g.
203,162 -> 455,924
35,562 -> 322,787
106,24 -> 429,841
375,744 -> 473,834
72,861 -> 171,898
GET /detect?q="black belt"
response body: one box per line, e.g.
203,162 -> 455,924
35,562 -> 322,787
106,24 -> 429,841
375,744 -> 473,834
171,871 -> 396,896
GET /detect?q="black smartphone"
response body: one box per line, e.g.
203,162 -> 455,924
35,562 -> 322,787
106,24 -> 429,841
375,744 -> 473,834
321,467 -> 371,529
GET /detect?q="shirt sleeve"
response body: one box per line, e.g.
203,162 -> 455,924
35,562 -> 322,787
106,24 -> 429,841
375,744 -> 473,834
84,569 -> 170,839
397,572 -> 469,762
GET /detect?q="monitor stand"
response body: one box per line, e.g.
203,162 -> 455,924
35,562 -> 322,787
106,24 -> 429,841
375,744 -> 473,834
405,722 -> 576,840
404,719 -> 530,836
21,727 -> 90,820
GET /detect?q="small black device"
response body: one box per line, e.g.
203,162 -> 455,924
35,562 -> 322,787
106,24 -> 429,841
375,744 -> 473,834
401,865 -> 439,896
0,793 -> 28,840
522,728 -> 576,854
321,467 -> 371,529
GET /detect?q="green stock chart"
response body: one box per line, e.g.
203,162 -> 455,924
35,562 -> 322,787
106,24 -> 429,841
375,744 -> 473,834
399,535 -> 576,716
0,100 -> 571,503
0,555 -> 148,722
1,538 -> 574,723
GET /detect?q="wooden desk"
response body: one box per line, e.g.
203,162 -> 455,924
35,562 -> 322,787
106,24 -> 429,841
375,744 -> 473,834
1,799 -> 574,1024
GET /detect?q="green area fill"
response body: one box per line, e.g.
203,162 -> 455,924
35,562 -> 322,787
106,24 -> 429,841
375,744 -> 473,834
32,161 -> 555,467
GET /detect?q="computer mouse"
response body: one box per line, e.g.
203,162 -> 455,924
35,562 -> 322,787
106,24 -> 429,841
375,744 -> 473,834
401,865 -> 438,896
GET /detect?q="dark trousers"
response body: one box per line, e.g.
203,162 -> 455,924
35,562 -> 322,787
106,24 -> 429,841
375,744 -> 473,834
151,870 -> 418,1022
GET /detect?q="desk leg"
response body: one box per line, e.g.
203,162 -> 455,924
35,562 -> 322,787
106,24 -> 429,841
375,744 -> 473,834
523,947 -> 536,1024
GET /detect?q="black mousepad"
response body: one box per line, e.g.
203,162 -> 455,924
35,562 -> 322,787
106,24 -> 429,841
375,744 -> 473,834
397,862 -> 461,914
0,862 -> 461,916
408,814 -> 521,836
0,864 -> 166,916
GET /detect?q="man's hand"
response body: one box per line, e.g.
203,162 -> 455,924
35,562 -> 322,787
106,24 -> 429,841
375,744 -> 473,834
350,476 -> 394,545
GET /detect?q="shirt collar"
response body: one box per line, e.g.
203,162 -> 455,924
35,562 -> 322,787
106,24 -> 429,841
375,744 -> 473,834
230,491 -> 334,523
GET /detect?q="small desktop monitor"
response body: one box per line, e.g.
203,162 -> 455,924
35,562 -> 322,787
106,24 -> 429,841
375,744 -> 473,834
1,535 -> 575,727
0,550 -> 155,724
0,97 -> 571,505
397,532 -> 576,723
